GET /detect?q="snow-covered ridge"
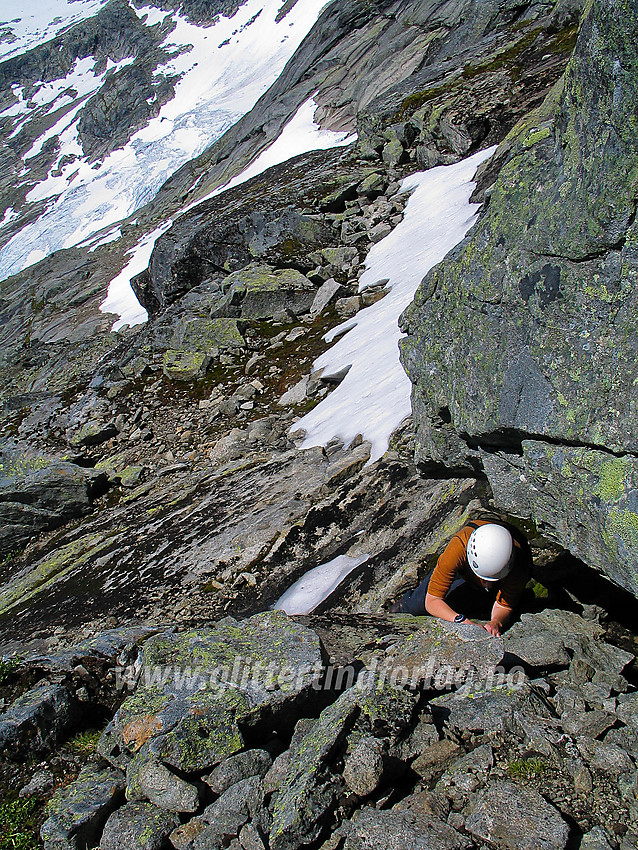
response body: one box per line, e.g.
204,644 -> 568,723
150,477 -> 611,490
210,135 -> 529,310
295,147 -> 497,464
0,0 -> 329,283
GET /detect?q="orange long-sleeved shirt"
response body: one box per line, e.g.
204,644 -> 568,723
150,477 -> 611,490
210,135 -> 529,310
427,520 -> 531,610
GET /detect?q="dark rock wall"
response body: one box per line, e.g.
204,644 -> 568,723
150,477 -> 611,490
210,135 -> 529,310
400,0 -> 638,592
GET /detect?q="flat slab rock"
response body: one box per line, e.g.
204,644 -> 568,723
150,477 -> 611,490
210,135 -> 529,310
430,677 -> 552,735
24,625 -> 158,673
385,619 -> 505,685
0,447 -> 107,559
503,609 -> 631,676
465,779 -> 570,850
98,611 -> 324,774
342,806 -> 471,850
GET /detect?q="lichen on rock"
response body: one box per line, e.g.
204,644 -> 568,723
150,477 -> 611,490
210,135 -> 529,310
400,0 -> 638,593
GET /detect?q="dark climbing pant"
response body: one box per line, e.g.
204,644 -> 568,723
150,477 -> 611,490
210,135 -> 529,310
398,570 -> 494,618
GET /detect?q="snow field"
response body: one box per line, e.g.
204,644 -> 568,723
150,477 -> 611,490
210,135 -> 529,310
294,146 -> 497,463
0,0 -> 330,282
99,221 -> 173,330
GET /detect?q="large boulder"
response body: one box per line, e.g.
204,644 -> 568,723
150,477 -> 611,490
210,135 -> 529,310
0,445 -> 107,558
384,619 -> 505,686
41,764 -> 125,850
133,206 -> 336,314
98,612 -> 324,777
0,680 -> 80,755
399,0 -> 638,594
465,780 -> 570,850
227,264 -> 316,320
430,678 -> 552,737
504,609 -> 633,690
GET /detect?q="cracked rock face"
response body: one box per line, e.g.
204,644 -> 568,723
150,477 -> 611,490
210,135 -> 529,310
400,0 -> 638,593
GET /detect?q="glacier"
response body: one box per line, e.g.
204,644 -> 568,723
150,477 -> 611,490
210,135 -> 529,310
0,0 -> 330,282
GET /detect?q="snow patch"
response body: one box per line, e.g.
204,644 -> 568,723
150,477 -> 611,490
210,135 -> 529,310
212,97 -> 356,197
24,98 -> 87,163
274,554 -> 370,615
100,222 -> 173,331
294,147 -> 497,463
28,56 -> 135,112
0,0 -> 108,61
0,207 -> 19,228
0,86 -> 28,118
88,226 -> 122,251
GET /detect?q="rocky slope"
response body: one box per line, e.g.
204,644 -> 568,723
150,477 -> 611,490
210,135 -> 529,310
400,0 -> 638,594
1,1 -> 638,847
1,604 -> 638,849
0,0 -> 583,642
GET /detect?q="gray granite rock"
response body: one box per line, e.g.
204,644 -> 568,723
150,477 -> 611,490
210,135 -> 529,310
98,612 -> 324,775
0,680 -> 80,755
310,278 -> 342,317
137,208 -> 335,314
465,780 -> 570,849
579,826 -> 615,850
227,265 -> 316,320
0,445 -> 107,560
126,751 -> 199,812
411,740 -> 463,781
616,692 -> 638,729
430,678 -> 552,736
560,709 -> 615,739
399,0 -> 638,594
100,801 -> 180,850
269,676 -> 417,850
576,736 -> 635,775
205,749 -> 273,795
385,619 -> 505,687
343,806 -> 470,850
19,768 -> 55,798
170,776 -> 266,850
238,823 -> 267,850
41,764 -> 125,850
568,635 -> 633,692
343,736 -> 385,797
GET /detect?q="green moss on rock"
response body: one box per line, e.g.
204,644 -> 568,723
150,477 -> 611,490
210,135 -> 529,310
163,349 -> 209,381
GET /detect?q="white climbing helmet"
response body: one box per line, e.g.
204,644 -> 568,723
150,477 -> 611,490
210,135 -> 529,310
466,524 -> 514,581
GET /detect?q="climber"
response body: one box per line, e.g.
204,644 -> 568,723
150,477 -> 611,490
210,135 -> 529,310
389,520 -> 532,636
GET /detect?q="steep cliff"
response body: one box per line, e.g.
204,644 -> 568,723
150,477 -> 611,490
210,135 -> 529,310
400,0 -> 638,592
